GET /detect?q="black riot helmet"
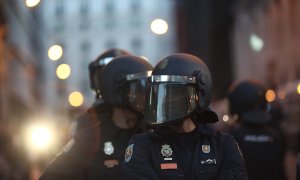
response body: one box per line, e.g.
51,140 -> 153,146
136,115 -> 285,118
88,48 -> 131,98
144,53 -> 218,126
99,55 -> 153,113
228,80 -> 270,124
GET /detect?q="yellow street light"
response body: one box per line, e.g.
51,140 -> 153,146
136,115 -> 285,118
24,123 -> 55,151
265,89 -> 276,102
150,19 -> 168,35
48,45 -> 63,61
69,91 -> 84,107
56,64 -> 71,79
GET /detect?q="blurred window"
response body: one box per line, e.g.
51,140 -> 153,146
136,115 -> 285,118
54,0 -> 64,32
105,1 -> 115,16
55,0 -> 64,17
131,38 -> 142,54
80,41 -> 90,55
79,0 -> 89,30
130,0 -> 141,13
129,0 -> 141,28
80,0 -> 89,16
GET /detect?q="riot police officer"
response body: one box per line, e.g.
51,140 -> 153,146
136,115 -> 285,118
228,80 -> 287,180
39,50 -> 153,180
122,53 -> 248,180
88,48 -> 131,103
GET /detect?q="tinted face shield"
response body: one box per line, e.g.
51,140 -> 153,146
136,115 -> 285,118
144,75 -> 199,125
125,71 -> 152,113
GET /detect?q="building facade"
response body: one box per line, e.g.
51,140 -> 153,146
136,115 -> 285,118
40,0 -> 176,110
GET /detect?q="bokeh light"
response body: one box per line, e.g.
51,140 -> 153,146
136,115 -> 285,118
265,89 -> 276,102
250,34 -> 264,52
68,91 -> 84,107
25,123 -> 54,151
56,64 -> 71,79
297,83 -> 300,94
25,0 -> 40,7
278,89 -> 287,100
48,45 -> 63,61
150,19 -> 168,35
31,127 -> 52,149
222,115 -> 229,122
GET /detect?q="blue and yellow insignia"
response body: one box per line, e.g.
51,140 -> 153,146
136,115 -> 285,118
124,144 -> 134,163
202,145 -> 210,153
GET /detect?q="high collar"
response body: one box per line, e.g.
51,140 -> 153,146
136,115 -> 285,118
149,124 -> 219,141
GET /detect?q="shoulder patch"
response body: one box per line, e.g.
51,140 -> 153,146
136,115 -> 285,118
124,144 -> 134,163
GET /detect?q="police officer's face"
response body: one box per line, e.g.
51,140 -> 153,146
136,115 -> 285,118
112,107 -> 139,129
123,108 -> 139,129
167,118 -> 196,133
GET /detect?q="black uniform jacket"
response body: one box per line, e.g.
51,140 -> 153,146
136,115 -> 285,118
122,124 -> 248,180
39,105 -> 101,180
83,107 -> 141,180
231,122 -> 287,180
39,103 -> 141,180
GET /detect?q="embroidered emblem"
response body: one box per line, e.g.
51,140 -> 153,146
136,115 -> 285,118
158,59 -> 168,69
202,145 -> 210,153
104,141 -> 114,155
161,144 -> 173,161
124,144 -> 134,163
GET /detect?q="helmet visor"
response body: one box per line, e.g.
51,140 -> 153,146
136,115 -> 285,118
144,83 -> 198,125
125,71 -> 152,112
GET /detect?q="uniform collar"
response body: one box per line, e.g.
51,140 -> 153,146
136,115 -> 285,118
197,124 -> 219,138
149,124 -> 219,141
102,111 -> 121,137
88,104 -> 121,137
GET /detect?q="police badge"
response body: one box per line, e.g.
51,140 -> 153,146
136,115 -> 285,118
104,141 -> 114,155
202,145 -> 210,153
161,144 -> 173,160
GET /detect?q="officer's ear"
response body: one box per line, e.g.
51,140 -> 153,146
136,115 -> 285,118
192,71 -> 217,124
193,70 -> 210,112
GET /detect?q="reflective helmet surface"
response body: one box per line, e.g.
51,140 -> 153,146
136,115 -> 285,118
99,55 -> 153,113
228,80 -> 270,123
88,48 -> 131,93
144,53 -> 215,125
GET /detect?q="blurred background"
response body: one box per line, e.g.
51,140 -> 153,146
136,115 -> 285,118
0,0 -> 299,179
